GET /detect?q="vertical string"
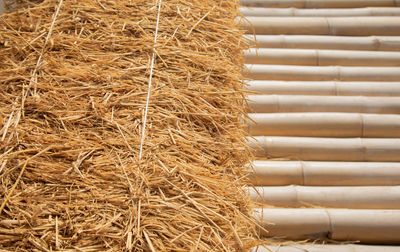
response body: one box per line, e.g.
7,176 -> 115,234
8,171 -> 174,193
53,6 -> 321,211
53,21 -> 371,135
138,0 -> 163,163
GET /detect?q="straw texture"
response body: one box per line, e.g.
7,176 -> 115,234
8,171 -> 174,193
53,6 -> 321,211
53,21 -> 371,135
0,0 -> 257,250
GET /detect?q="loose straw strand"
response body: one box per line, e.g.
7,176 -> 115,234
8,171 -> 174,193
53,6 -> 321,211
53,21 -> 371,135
138,0 -> 163,163
21,0 -> 63,114
0,146 -> 52,214
0,0 -> 63,215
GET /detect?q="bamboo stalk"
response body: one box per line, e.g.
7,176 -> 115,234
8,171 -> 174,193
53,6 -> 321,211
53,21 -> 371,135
248,136 -> 400,161
248,95 -> 400,114
249,161 -> 400,186
245,65 -> 400,81
250,186 -> 400,209
248,113 -> 400,137
245,48 -> 400,66
240,17 -> 400,36
254,208 -> 400,244
244,35 -> 400,51
246,81 -> 400,96
240,0 -> 400,8
251,244 -> 400,252
241,7 -> 400,17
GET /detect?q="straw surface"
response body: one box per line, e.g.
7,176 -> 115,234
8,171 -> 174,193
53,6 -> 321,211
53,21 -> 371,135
0,0 -> 257,250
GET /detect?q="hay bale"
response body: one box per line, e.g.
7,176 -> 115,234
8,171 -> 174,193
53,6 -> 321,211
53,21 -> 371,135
0,0 -> 257,250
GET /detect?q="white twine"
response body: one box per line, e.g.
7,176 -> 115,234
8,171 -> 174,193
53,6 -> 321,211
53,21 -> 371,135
138,0 -> 163,163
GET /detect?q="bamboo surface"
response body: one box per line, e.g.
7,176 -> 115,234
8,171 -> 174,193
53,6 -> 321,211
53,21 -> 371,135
248,113 -> 400,137
254,208 -> 400,243
241,7 -> 400,17
241,17 -> 400,36
240,0 -> 400,8
245,65 -> 400,81
252,244 -> 400,252
0,0 -> 4,15
247,81 -> 400,96
248,136 -> 400,161
245,48 -> 400,66
250,186 -> 400,209
249,161 -> 400,186
248,95 -> 400,114
245,35 -> 400,51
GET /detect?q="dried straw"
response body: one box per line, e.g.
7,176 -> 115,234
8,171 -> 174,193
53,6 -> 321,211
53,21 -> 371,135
0,0 -> 258,250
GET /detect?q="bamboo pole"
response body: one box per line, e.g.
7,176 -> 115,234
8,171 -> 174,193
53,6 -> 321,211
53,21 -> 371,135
241,7 -> 400,17
248,113 -> 400,137
244,35 -> 400,51
246,81 -> 400,96
240,17 -> 400,36
251,244 -> 400,252
254,208 -> 400,244
245,65 -> 400,81
249,186 -> 400,209
249,161 -> 400,186
240,0 -> 400,8
248,95 -> 400,114
248,136 -> 400,161
245,48 -> 400,66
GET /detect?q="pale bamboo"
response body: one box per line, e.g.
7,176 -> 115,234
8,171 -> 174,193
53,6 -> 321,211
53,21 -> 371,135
248,136 -> 400,161
244,35 -> 400,51
245,65 -> 400,81
249,186 -> 400,209
246,81 -> 400,96
240,17 -> 400,36
249,161 -> 400,186
248,113 -> 400,137
254,208 -> 400,244
240,0 -> 400,8
248,95 -> 400,114
251,244 -> 400,252
0,0 -> 5,15
245,48 -> 400,66
241,7 -> 400,17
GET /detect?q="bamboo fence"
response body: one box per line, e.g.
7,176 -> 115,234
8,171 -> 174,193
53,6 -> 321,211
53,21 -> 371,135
249,161 -> 400,186
248,95 -> 400,114
244,48 -> 400,66
240,0 -> 400,8
247,81 -> 400,96
240,7 -> 400,17
245,65 -> 400,81
241,17 -> 400,36
248,136 -> 400,161
254,208 -> 400,244
250,185 -> 400,209
245,35 -> 400,51
247,113 -> 400,137
252,244 -> 400,252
